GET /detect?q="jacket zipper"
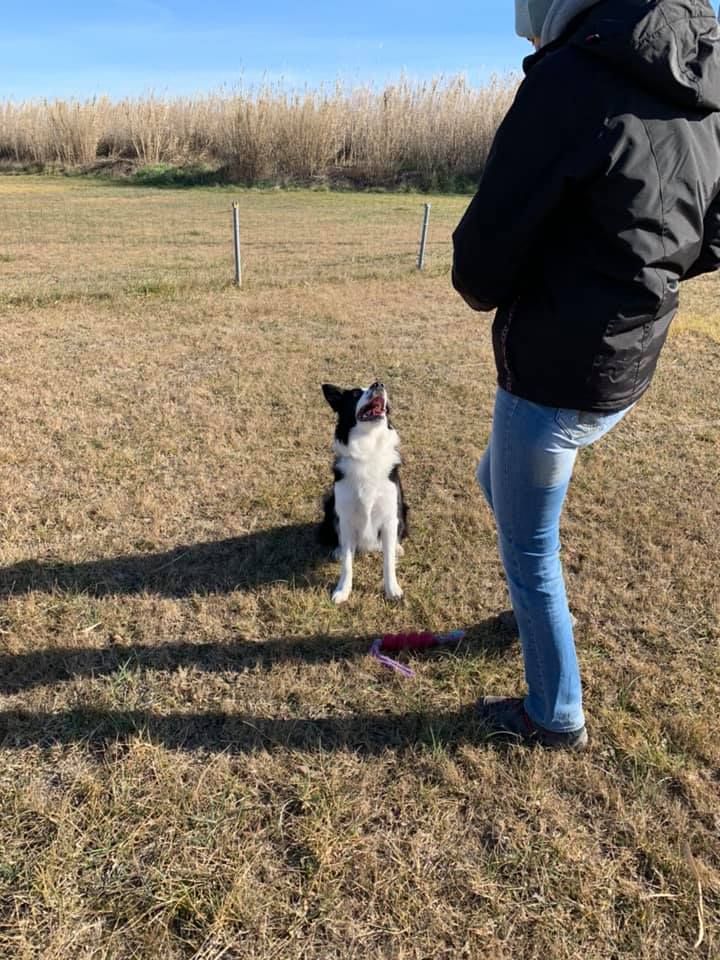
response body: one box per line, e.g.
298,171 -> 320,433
500,299 -> 518,392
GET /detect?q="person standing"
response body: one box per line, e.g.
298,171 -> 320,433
452,0 -> 720,750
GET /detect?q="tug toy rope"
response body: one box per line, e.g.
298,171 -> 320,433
369,630 -> 465,678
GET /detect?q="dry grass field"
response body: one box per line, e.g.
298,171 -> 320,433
0,174 -> 718,959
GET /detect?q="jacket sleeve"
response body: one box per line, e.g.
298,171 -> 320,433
684,190 -> 720,280
452,52 -> 601,311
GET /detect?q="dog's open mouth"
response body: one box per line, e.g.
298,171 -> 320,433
358,395 -> 387,421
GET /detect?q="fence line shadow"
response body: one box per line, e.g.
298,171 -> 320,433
0,618 -> 514,696
0,523 -> 323,599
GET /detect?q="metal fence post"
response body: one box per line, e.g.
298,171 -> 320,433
417,202 -> 431,270
232,201 -> 242,286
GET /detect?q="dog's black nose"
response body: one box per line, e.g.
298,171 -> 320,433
370,381 -> 384,392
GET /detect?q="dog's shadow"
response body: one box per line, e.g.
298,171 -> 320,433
0,522 -> 325,599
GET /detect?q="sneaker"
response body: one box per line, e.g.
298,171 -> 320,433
476,696 -> 589,751
495,609 -> 578,635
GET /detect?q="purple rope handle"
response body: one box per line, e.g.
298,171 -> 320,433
370,639 -> 416,678
369,630 -> 466,678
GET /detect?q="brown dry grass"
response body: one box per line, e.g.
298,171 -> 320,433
0,78 -> 517,186
0,175 -> 718,959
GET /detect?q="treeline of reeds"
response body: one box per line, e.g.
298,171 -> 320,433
0,76 -> 517,187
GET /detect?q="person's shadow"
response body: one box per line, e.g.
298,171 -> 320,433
0,617 -> 516,697
0,522 -> 519,754
0,620 -> 517,754
0,522 -> 323,599
0,703 -> 495,755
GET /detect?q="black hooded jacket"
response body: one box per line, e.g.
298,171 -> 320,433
452,0 -> 720,412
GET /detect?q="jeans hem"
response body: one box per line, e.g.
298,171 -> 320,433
524,696 -> 585,734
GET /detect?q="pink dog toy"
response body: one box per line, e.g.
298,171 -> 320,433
369,630 -> 466,678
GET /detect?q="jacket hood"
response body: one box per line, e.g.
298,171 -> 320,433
569,0 -> 720,111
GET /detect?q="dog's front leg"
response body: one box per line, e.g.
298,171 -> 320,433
332,517 -> 354,605
381,518 -> 403,601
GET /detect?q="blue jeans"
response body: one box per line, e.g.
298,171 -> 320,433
477,388 -> 633,733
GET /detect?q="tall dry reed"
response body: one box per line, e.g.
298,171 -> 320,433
0,76 -> 518,184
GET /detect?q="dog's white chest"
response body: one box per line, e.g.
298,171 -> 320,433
333,429 -> 400,547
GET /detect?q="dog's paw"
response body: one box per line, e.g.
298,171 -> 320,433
331,547 -> 342,562
384,584 -> 404,602
332,587 -> 351,605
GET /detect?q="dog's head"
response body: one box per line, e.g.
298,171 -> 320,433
322,381 -> 390,445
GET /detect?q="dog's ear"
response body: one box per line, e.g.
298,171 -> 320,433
322,383 -> 343,412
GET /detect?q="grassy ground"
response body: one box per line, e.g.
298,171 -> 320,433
0,175 -> 466,304
0,175 -> 718,959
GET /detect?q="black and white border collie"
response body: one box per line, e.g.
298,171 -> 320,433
319,381 -> 408,604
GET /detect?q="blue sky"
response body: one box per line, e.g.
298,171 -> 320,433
5,1 -> 530,100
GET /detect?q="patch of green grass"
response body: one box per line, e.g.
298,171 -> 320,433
129,163 -> 228,189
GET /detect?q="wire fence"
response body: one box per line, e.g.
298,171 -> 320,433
0,178 -> 471,303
